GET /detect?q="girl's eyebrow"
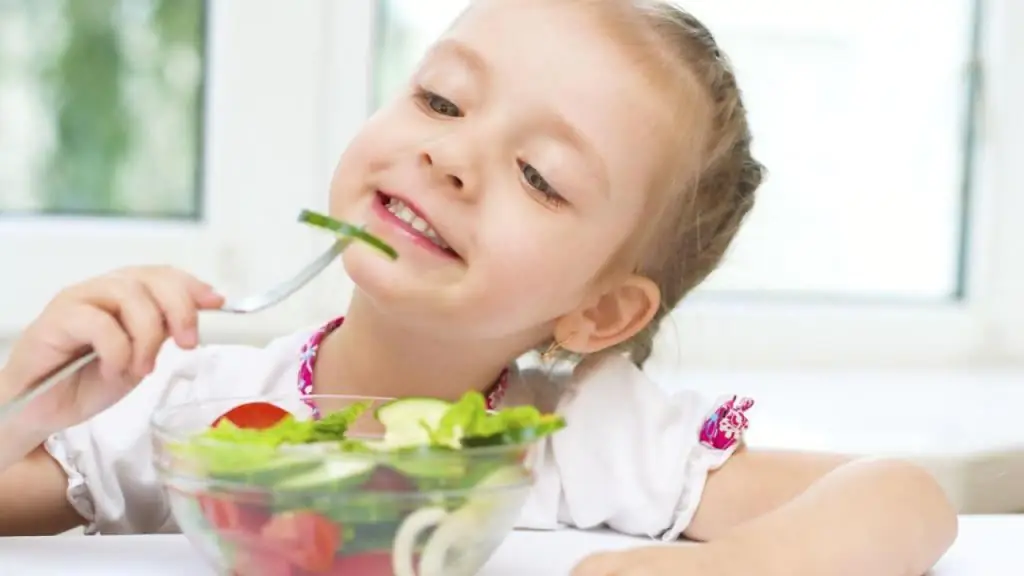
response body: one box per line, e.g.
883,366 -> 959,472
429,38 -> 609,197
428,39 -> 491,83
542,115 -> 610,197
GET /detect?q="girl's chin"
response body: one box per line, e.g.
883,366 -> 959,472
340,245 -> 459,306
341,247 -> 397,292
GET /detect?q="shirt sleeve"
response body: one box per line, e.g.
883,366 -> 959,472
515,354 -> 754,541
42,333 -> 308,535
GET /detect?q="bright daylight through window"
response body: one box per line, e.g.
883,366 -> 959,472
0,1 -> 348,342
0,0 -> 205,219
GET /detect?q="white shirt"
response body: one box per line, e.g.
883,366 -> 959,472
44,329 -> 751,540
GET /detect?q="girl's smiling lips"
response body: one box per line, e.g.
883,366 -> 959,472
371,191 -> 462,260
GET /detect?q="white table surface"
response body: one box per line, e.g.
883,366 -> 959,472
0,515 -> 1019,575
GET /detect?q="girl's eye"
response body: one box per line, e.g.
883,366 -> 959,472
417,89 -> 462,117
519,160 -> 566,207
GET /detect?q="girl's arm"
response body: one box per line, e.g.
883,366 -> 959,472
688,448 -> 958,576
0,373 -> 86,536
0,446 -> 85,536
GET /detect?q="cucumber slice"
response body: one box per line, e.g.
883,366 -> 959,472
393,507 -> 448,576
467,464 -> 529,493
389,448 -> 468,482
298,209 -> 398,260
275,458 -> 376,492
415,466 -> 529,576
209,454 -> 320,486
375,398 -> 452,448
375,397 -> 452,426
343,441 -> 469,483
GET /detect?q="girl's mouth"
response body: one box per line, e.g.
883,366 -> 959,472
375,191 -> 460,258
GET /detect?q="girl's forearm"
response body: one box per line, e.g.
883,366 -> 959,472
0,430 -> 40,472
0,371 -> 48,472
0,371 -> 82,536
0,445 -> 85,536
709,458 -> 958,576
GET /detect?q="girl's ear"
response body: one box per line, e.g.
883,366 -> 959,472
554,275 -> 661,355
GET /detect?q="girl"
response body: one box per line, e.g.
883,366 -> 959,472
0,0 -> 956,574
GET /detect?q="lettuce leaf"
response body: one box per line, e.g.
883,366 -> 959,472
198,401 -> 371,447
430,392 -> 566,448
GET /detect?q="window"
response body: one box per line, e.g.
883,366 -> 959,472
687,0 -> 976,301
0,0 -> 363,342
0,0 -> 205,220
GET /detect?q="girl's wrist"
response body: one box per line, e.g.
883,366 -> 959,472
0,369 -> 54,467
0,420 -> 49,472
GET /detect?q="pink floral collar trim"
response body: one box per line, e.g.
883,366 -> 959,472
296,317 -> 509,417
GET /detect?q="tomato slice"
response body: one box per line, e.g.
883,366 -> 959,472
230,548 -> 296,576
212,402 -> 290,429
197,493 -> 270,534
261,511 -> 340,574
361,466 -> 417,493
198,494 -> 242,531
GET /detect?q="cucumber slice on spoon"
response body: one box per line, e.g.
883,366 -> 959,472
298,209 -> 398,260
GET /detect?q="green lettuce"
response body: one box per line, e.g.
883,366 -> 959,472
199,401 -> 371,447
431,392 -> 566,448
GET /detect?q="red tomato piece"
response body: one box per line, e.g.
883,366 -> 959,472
197,493 -> 270,534
212,402 -> 290,429
362,466 -> 417,493
261,511 -> 340,574
220,527 -> 297,571
230,548 -> 297,576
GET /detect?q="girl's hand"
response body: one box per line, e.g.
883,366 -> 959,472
0,266 -> 223,441
572,544 -> 739,576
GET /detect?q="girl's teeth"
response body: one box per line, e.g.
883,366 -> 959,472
386,199 -> 450,250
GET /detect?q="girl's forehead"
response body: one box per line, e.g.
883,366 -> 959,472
442,0 -> 691,202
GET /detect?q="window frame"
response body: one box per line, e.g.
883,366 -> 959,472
0,0 -> 350,345
4,0 -> 1023,371
647,0 -> 1024,372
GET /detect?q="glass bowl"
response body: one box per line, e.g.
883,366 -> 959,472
151,395 -> 537,576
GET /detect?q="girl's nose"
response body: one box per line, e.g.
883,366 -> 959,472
417,131 -> 480,199
420,149 -> 465,191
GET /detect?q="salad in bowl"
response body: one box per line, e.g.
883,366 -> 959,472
151,391 -> 565,576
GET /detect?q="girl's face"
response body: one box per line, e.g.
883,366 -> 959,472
330,0 -> 681,348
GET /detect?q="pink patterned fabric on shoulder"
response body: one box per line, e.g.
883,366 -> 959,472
699,395 -> 755,451
296,316 -> 345,418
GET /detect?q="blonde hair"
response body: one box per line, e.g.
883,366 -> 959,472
593,0 -> 766,367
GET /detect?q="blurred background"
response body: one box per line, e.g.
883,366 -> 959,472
1,0 -> 1023,514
